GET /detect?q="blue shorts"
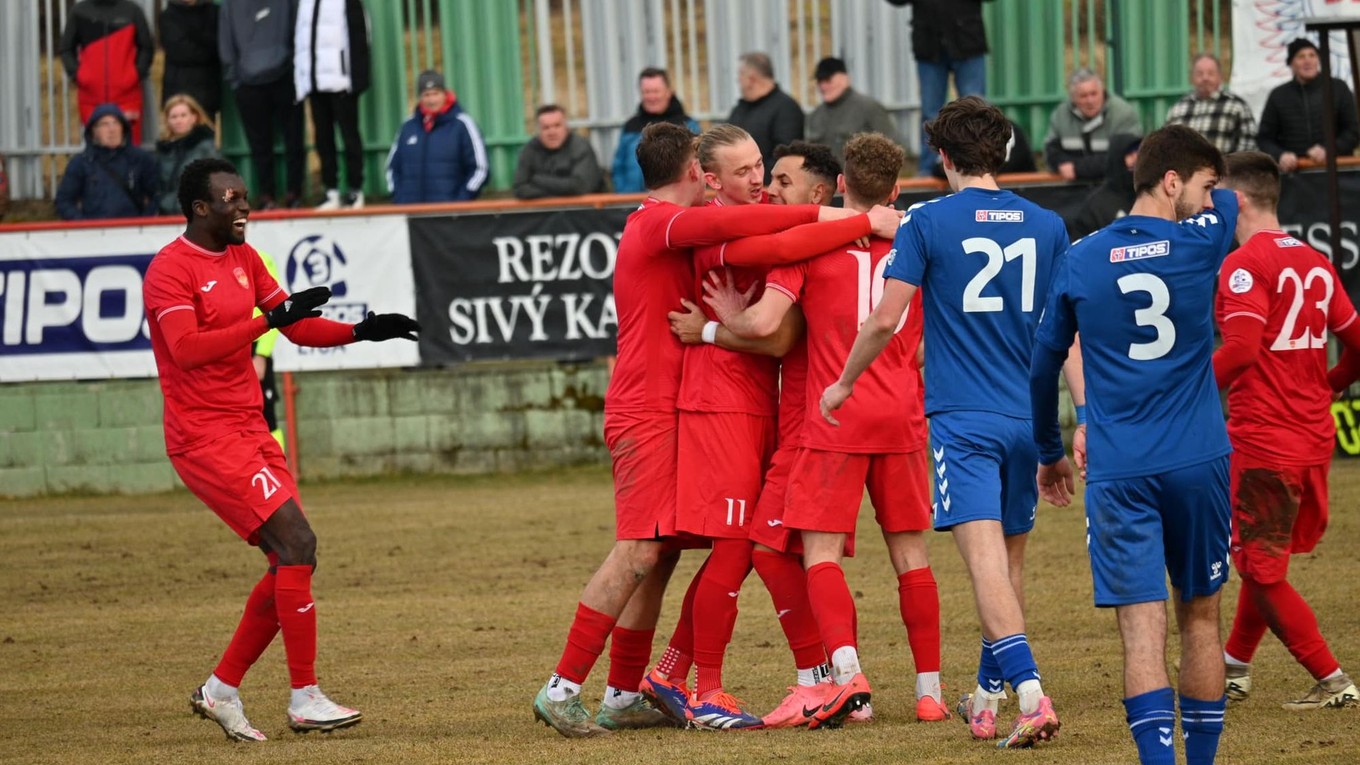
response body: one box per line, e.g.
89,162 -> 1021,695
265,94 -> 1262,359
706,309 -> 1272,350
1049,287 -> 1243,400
928,411 -> 1038,536
1085,456 -> 1231,607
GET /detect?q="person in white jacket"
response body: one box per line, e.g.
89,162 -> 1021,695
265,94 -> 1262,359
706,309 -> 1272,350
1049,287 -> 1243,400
295,0 -> 371,209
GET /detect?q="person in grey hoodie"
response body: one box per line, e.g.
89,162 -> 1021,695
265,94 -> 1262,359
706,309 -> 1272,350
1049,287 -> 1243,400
513,105 -> 604,199
219,0 -> 303,208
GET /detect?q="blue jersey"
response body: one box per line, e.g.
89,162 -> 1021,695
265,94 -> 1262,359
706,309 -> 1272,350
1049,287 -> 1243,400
1034,189 -> 1239,481
885,187 -> 1069,417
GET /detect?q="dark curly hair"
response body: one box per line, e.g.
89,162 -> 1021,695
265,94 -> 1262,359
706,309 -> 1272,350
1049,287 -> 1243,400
178,157 -> 240,222
773,140 -> 842,188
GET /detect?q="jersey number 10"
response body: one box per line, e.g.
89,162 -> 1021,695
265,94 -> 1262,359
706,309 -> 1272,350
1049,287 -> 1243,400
851,249 -> 909,333
962,237 -> 1037,313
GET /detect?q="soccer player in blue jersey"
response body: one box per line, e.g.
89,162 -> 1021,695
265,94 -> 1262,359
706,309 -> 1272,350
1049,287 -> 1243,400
822,96 -> 1082,748
1029,124 -> 1236,765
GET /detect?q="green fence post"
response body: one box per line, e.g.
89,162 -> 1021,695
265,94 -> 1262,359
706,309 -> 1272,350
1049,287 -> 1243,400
439,0 -> 527,192
362,0 -> 410,199
1119,0 -> 1190,133
985,0 -> 1066,156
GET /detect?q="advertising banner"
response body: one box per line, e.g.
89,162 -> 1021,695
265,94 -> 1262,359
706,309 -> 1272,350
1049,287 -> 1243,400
409,206 -> 633,363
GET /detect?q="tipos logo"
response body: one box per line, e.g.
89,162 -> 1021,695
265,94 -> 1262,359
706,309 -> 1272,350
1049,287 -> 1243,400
1110,240 -> 1171,262
975,209 -> 1024,223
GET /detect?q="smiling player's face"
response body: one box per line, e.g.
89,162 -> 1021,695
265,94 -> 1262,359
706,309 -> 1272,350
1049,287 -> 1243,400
202,172 -> 250,246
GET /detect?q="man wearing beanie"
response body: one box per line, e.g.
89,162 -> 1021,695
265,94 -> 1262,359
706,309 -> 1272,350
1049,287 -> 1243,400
386,69 -> 489,203
1258,37 -> 1359,172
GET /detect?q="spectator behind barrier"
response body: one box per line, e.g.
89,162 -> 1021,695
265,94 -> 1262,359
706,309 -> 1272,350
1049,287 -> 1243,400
55,103 -> 159,221
885,0 -> 992,175
611,67 -> 700,193
387,70 -> 489,203
219,0 -> 305,209
727,52 -> 805,183
156,94 -> 222,215
513,104 -> 604,200
59,0 -> 154,145
806,56 -> 900,161
297,0 -> 372,210
1043,68 -> 1142,182
1065,133 -> 1141,241
1258,37 -> 1360,173
1164,53 -> 1257,154
160,0 -> 222,122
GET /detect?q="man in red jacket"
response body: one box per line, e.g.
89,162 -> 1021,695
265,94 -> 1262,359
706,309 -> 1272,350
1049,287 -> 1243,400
60,0 -> 154,144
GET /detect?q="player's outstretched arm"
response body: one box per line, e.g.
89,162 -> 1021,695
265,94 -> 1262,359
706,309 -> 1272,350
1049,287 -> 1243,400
1326,318 -> 1360,391
156,310 -> 272,371
701,269 -> 793,339
665,204 -> 821,248
668,298 -> 803,357
721,205 -> 903,268
820,277 -> 916,425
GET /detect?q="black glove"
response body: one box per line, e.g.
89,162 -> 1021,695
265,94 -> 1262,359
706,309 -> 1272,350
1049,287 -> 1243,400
353,311 -> 421,341
265,286 -> 331,328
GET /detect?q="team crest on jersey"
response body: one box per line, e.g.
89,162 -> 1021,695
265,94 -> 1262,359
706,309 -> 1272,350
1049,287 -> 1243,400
233,266 -> 249,289
975,209 -> 1024,222
1274,236 -> 1303,248
1109,240 -> 1170,262
1229,268 -> 1254,293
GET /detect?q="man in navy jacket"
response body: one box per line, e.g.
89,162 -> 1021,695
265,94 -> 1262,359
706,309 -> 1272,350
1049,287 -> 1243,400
386,70 -> 489,203
55,103 -> 159,220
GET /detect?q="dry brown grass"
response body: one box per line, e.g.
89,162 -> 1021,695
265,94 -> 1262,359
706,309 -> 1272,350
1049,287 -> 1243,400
1,462 -> 1358,764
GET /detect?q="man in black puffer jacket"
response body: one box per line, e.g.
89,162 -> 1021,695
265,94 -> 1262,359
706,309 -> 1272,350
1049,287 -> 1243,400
160,0 -> 222,121
1258,37 -> 1360,173
55,103 -> 158,220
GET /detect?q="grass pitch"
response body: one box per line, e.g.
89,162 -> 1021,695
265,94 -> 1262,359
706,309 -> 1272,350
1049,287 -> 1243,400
1,463 -> 1358,764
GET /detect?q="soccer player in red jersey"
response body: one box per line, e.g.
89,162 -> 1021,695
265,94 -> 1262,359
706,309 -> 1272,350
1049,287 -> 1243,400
142,158 -> 420,742
703,132 -> 937,729
650,127 -> 889,729
1213,151 -> 1360,709
533,122 -> 901,738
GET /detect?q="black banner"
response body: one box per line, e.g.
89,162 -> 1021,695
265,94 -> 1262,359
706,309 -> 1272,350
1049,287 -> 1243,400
409,207 -> 632,363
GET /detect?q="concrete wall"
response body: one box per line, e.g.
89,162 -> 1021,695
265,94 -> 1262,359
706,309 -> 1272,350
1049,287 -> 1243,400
0,362 -> 609,498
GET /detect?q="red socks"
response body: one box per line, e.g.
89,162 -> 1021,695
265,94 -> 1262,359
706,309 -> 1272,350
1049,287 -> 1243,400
1224,578 -> 1269,663
693,540 -> 754,698
274,565 -> 318,688
897,567 -> 941,673
555,602 -> 616,684
752,549 -> 825,669
806,561 -> 856,656
607,626 -> 654,693
1229,577 -> 1340,679
213,567 -> 281,687
657,557 -> 706,683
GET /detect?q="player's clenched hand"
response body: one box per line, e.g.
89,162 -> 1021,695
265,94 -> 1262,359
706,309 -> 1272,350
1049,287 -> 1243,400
1072,424 -> 1088,480
819,381 -> 852,426
1036,458 -> 1075,507
701,268 -> 755,323
353,312 -> 421,341
867,204 -> 905,239
667,298 -> 707,344
265,286 -> 331,328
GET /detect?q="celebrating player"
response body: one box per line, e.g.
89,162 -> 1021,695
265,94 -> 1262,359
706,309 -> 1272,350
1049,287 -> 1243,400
533,122 -> 899,738
1213,150 -> 1360,711
822,97 -> 1078,747
142,158 -> 420,742
1030,124 -> 1237,765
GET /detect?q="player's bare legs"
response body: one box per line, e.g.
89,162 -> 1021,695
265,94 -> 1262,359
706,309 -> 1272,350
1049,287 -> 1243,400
253,501 -> 362,733
1005,532 -> 1027,613
951,520 -> 1056,747
536,538 -> 668,737
597,548 -> 679,729
883,530 -> 946,720
1175,593 -> 1226,765
802,531 -> 872,729
1116,602 -> 1170,697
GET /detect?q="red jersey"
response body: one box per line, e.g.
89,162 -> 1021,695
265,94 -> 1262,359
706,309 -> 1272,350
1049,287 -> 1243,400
143,237 -> 284,455
677,198 -> 779,416
1215,229 -> 1359,464
605,198 -> 820,413
776,337 -> 809,448
766,237 -> 926,453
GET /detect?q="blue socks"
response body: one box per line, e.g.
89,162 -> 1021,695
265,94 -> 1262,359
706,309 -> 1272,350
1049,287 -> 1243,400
1125,687 -> 1176,765
1180,694 -> 1225,765
977,637 -> 1004,694
991,633 -> 1041,690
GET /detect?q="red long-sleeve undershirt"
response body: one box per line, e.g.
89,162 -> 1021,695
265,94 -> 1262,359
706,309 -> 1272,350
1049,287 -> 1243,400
157,295 -> 355,371
719,214 -> 873,267
664,203 -> 820,249
1214,312 -> 1360,392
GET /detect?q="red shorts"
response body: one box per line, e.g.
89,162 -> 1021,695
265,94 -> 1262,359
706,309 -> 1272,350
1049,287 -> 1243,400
749,444 -> 798,552
675,411 -> 776,539
1229,452 -> 1329,584
784,447 -> 932,535
170,429 -> 299,545
605,410 -> 678,540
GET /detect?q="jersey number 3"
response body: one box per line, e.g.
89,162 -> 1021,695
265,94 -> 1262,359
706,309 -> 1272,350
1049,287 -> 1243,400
1117,273 -> 1175,360
962,237 -> 1036,313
